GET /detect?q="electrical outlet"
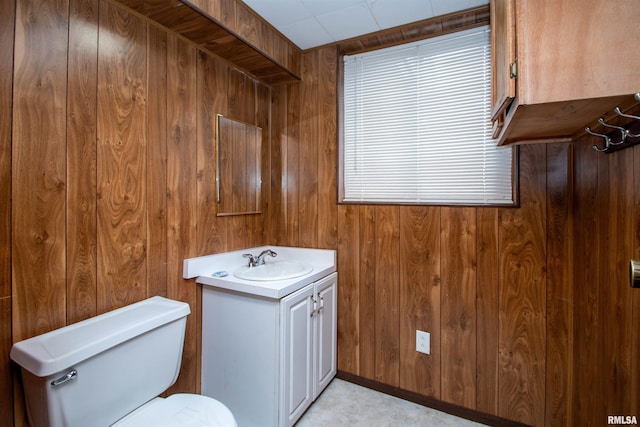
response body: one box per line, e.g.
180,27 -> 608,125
416,330 -> 430,354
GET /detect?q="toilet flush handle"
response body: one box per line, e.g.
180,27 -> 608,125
51,369 -> 77,387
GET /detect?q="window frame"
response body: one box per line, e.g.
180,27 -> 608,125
337,27 -> 519,208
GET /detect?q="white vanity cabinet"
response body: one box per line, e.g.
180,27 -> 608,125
201,272 -> 337,427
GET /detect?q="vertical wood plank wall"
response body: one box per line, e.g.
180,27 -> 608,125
0,0 -> 16,423
2,1 -> 270,425
275,47 -> 640,427
2,2 -> 640,427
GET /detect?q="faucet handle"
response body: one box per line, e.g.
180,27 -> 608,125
243,253 -> 257,267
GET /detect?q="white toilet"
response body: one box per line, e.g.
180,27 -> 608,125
10,296 -> 237,427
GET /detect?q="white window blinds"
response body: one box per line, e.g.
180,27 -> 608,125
341,26 -> 515,205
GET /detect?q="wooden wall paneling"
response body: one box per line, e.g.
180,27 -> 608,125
197,52 -> 228,253
398,206 -> 441,397
96,2 -> 147,313
572,140 -> 601,425
593,145 -> 611,424
246,77 -> 259,246
185,0 -> 221,21
0,298 -> 11,424
222,72 -> 241,247
545,143 -> 573,426
213,0 -> 236,31
192,0 -> 229,24
570,115 -> 640,423
337,205 -> 360,373
243,79 -> 259,248
155,4 -> 220,43
497,144 -> 547,426
299,51 -> 319,248
285,82 -> 301,246
255,82 -> 270,247
231,73 -> 254,134
226,69 -> 251,250
235,2 -> 261,49
0,0 -> 13,421
596,145 -> 613,424
194,51 -> 209,396
602,148 -> 634,416
166,35 -> 198,394
287,44 -> 302,80
0,0 -> 15,302
146,24 -> 168,298
271,35 -> 290,75
635,298 -> 640,414
245,122 -> 256,219
475,207 -> 500,415
440,207 -> 477,408
633,143 -> 640,412
374,206 -> 400,386
317,47 -> 338,249
266,85 -> 286,245
260,21 -> 275,60
67,0 -> 99,323
13,0 -> 70,419
359,205 -> 377,380
194,50 -> 232,394
246,98 -> 260,246
12,0 -> 69,340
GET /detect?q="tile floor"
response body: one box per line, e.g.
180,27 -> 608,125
296,379 -> 486,427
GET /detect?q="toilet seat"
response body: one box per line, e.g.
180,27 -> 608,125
113,394 -> 237,427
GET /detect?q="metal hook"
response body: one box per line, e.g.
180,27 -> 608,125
597,117 -> 626,144
585,126 -> 610,152
614,107 -> 640,137
614,106 -> 640,121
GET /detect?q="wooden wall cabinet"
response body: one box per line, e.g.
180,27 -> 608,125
491,0 -> 640,145
113,0 -> 301,84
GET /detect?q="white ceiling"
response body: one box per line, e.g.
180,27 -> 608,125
241,0 -> 489,50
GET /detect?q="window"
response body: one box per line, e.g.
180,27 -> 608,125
340,26 -> 516,206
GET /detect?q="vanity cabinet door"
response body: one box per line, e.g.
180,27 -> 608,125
280,273 -> 338,427
314,273 -> 337,399
281,284 -> 314,427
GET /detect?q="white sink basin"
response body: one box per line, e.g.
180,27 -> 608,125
234,261 -> 314,281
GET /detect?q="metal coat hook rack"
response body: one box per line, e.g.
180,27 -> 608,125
588,93 -> 640,153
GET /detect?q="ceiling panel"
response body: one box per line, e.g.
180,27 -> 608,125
241,0 -> 489,50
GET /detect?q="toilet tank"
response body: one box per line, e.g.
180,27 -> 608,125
10,296 -> 191,427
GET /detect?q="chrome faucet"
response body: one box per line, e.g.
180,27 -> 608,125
243,249 -> 277,267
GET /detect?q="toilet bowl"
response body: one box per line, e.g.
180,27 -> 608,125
10,296 -> 236,427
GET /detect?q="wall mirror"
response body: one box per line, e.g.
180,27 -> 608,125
215,114 -> 262,216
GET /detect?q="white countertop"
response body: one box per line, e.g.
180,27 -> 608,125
183,246 -> 336,299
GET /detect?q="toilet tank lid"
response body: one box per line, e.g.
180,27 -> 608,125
10,296 -> 190,377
